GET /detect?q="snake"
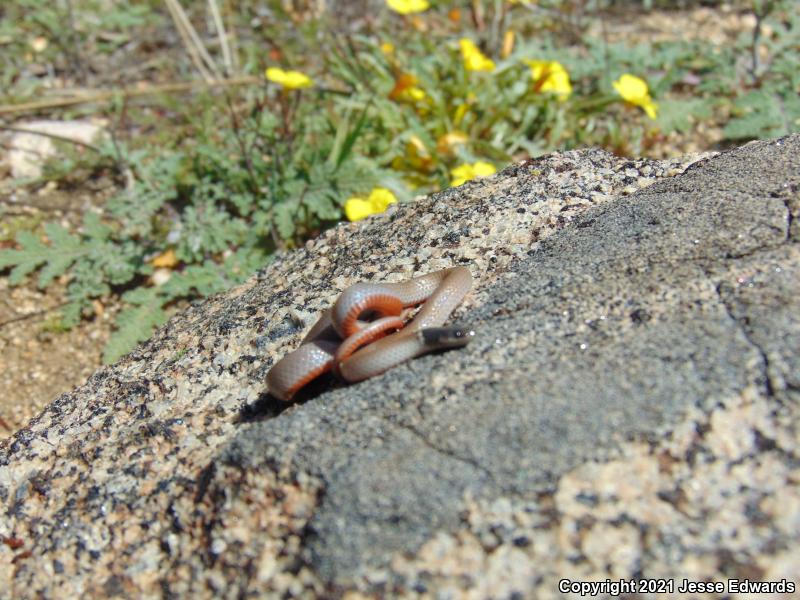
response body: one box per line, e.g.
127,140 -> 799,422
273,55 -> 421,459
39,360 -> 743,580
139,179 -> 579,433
266,266 -> 474,401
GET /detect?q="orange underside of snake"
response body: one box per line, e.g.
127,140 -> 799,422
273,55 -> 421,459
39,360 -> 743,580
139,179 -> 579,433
266,266 -> 474,401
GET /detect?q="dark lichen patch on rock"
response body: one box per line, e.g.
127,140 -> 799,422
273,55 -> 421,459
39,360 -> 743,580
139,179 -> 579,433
225,137 -> 799,585
2,137 -> 799,598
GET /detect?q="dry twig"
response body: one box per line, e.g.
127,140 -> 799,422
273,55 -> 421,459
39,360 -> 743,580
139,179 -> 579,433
208,0 -> 234,76
0,76 -> 260,117
164,0 -> 223,82
0,125 -> 103,153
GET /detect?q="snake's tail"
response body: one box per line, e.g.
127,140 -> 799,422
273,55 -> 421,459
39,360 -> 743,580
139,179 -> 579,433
267,339 -> 339,401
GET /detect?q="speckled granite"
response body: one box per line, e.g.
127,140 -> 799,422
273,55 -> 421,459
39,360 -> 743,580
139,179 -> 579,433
1,137 -> 798,598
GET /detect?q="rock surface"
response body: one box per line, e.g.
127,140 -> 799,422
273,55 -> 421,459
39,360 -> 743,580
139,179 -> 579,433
1,136 -> 798,598
4,120 -> 106,179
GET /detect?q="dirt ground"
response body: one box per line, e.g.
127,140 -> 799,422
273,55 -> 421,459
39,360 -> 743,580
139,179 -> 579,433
0,278 -> 113,436
0,183 -> 119,438
0,4 -> 762,441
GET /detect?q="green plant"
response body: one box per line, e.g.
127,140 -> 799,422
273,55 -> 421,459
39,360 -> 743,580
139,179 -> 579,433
0,0 -> 159,98
0,82 -> 399,362
3,0 -> 798,364
722,1 -> 800,140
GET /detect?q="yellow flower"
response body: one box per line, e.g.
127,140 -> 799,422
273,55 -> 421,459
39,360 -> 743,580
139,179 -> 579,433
450,161 -> 496,187
613,74 -> 658,119
150,248 -> 178,268
387,0 -> 429,15
389,73 -> 427,104
344,188 -> 398,221
404,135 -> 434,172
523,59 -> 572,100
381,41 -> 395,55
265,67 -> 314,90
453,92 -> 477,126
459,39 -> 495,72
453,103 -> 468,125
436,131 -> 469,156
501,30 -> 515,59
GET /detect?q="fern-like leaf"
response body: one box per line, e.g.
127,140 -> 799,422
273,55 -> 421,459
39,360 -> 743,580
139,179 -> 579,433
273,201 -> 298,240
0,225 -> 84,287
103,287 -> 169,363
162,264 -> 230,298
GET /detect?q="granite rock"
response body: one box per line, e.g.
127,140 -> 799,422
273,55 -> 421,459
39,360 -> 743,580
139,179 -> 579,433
1,136 -> 798,598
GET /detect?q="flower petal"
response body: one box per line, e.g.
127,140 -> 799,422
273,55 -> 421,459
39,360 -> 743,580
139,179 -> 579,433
450,161 -> 496,187
524,59 -> 572,100
387,0 -> 429,15
460,39 -> 495,72
367,188 -> 398,211
472,161 -> 497,178
613,73 -> 658,119
265,67 -> 314,90
345,189 -> 398,221
344,198 -> 374,221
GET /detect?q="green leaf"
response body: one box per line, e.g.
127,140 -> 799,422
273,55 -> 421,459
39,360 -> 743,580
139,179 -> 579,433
273,202 -> 297,240
103,288 -> 169,363
0,225 -> 84,287
331,103 -> 371,170
82,211 -> 112,240
162,264 -> 230,298
656,98 -> 713,134
176,197 -> 248,262
724,90 -> 796,140
60,300 -> 85,329
0,231 -> 46,284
